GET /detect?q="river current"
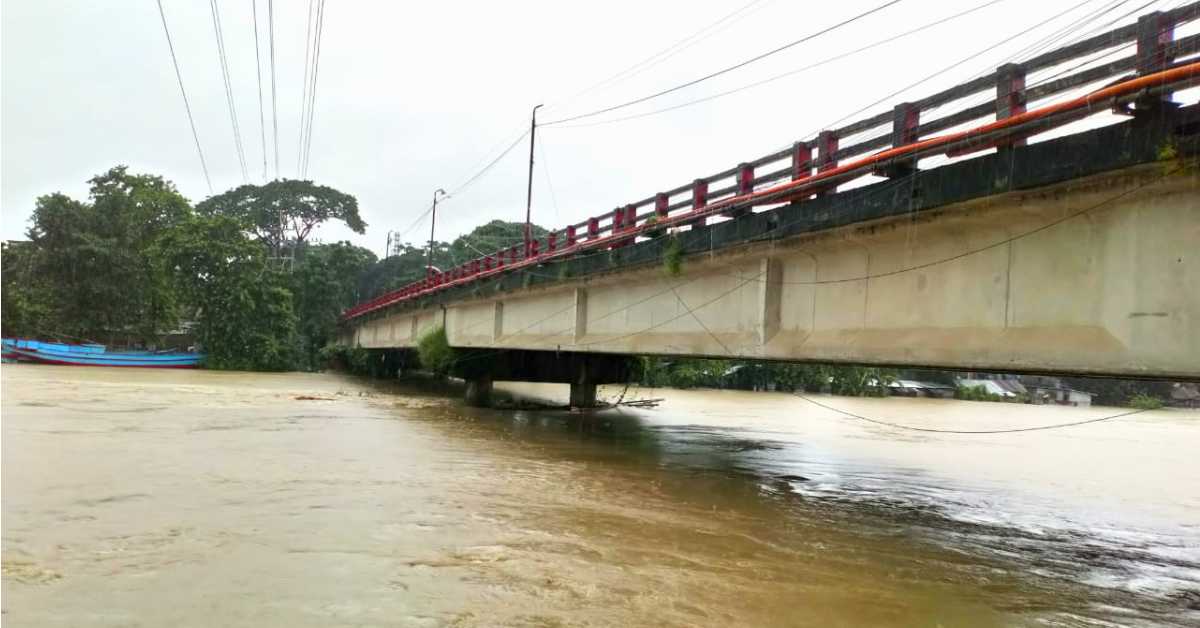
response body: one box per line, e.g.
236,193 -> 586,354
2,364 -> 1198,626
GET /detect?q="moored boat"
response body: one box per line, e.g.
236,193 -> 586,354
1,338 -> 202,368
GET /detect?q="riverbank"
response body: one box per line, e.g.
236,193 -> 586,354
4,364 -> 1198,626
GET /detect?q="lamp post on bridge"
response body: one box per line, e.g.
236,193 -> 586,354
427,188 -> 447,279
524,104 -> 543,258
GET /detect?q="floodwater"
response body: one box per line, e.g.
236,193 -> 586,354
2,365 -> 1198,627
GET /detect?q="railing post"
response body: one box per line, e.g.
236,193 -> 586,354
994,62 -> 1028,151
877,102 -> 919,177
1132,10 -> 1176,112
509,245 -> 520,265
530,238 -> 540,257
623,204 -> 638,245
727,162 -> 753,217
692,178 -> 708,227
588,217 -> 600,240
654,193 -> 669,220
547,231 -> 557,253
792,141 -> 812,181
816,131 -> 838,196
610,207 -> 625,249
567,224 -> 578,246
790,141 -> 813,201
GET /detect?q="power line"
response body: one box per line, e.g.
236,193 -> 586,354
537,135 -> 561,221
252,0 -> 268,181
208,0 -> 248,182
448,129 -> 531,197
268,0 -> 279,179
154,0 -> 213,194
542,0 -> 906,125
555,0 -> 773,108
814,0 -> 1111,138
553,0 -> 1007,129
297,0 -> 316,177
301,0 -> 327,179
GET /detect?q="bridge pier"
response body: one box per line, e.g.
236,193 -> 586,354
464,374 -> 493,407
569,363 -> 597,409
448,349 -> 632,409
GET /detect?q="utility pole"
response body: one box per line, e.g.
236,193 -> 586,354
427,188 -> 447,278
524,104 -> 543,258
385,230 -> 392,259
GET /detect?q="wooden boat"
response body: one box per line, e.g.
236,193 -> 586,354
1,338 -> 202,368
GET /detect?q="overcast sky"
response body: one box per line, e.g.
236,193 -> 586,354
3,0 -> 1196,257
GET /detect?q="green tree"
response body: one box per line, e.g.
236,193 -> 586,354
196,179 -> 365,258
290,241 -> 376,369
358,243 -> 432,298
24,166 -> 190,341
1,241 -> 51,338
445,220 -> 548,262
159,214 -> 297,370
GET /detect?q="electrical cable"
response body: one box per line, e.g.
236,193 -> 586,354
448,129 -> 531,198
554,0 -> 773,108
154,0 -> 213,194
538,135 -> 562,221
542,0 -> 906,125
301,0 -> 328,178
252,0 -> 269,181
793,393 -> 1150,433
297,0 -> 316,177
268,0 -> 279,179
553,0 -> 1007,129
209,0 -> 249,182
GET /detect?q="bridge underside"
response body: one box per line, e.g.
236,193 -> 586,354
346,112 -> 1200,380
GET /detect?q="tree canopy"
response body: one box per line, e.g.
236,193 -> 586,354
195,179 -> 365,256
22,166 -> 190,341
158,214 -> 298,370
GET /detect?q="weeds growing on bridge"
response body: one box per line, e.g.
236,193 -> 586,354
663,235 -> 683,277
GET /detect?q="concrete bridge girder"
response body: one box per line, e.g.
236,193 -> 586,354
349,166 -> 1199,380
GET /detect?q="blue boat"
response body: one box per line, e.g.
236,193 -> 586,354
1,338 -> 203,368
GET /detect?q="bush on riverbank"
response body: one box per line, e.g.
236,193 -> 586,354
318,344 -> 372,375
1128,393 -> 1164,410
416,327 -> 454,377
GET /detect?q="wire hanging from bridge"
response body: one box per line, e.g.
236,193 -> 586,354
793,393 -> 1151,433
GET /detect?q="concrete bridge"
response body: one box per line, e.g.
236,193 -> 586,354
342,9 -> 1200,403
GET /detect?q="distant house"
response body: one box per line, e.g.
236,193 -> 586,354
1020,375 -> 1095,407
956,378 -> 1027,399
1170,383 -> 1200,408
1026,384 -> 1094,407
887,379 -> 956,398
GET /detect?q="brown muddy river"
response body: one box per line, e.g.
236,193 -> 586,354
2,364 -> 1198,627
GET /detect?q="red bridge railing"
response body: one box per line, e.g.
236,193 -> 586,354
344,4 -> 1200,321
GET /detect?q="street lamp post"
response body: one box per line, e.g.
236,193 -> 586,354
524,104 -> 543,258
427,188 -> 447,278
